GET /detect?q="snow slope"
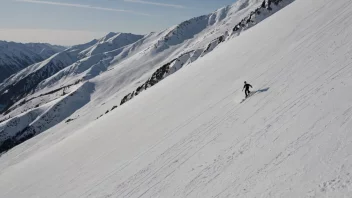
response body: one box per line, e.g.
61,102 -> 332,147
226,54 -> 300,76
78,32 -> 144,58
0,41 -> 65,83
0,0 -> 293,153
1,0 -> 352,197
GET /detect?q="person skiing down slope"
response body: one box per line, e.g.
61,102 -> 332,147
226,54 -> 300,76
242,81 -> 253,98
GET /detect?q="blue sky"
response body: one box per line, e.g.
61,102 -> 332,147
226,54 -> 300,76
0,0 -> 237,45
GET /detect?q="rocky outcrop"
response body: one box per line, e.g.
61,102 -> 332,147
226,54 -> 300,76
120,59 -> 175,105
232,0 -> 292,34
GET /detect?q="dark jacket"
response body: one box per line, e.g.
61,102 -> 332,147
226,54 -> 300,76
243,83 -> 252,91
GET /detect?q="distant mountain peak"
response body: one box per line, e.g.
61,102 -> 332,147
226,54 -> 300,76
0,41 -> 66,83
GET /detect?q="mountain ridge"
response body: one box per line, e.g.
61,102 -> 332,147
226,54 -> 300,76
0,0 -> 294,154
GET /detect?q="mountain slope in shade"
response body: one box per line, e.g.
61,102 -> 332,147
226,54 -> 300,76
0,41 -> 65,83
24,43 -> 66,58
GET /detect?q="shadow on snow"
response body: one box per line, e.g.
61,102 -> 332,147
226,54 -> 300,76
241,87 -> 270,103
256,87 -> 270,93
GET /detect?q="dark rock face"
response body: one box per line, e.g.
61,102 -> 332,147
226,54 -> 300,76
0,126 -> 37,154
120,60 -> 174,105
232,0 -> 289,33
111,106 -> 118,111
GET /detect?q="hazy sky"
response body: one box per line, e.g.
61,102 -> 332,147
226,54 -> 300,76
0,0 -> 237,45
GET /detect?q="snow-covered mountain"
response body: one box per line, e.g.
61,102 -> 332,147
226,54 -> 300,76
0,0 -> 293,154
24,43 -> 65,58
79,32 -> 144,58
2,0 -> 352,197
0,41 -> 65,83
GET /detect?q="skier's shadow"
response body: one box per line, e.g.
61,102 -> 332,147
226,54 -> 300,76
256,87 -> 270,93
241,87 -> 270,103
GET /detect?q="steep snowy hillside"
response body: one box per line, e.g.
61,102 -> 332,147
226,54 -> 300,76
0,41 -> 65,83
1,0 -> 352,197
0,32 -> 143,112
0,40 -> 97,112
0,0 -> 293,154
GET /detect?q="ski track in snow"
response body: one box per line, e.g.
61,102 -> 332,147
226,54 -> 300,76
1,0 -> 352,197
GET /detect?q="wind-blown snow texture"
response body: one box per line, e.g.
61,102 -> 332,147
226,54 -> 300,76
2,0 -> 352,197
0,41 -> 65,83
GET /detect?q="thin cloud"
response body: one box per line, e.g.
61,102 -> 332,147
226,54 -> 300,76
124,0 -> 186,9
14,0 -> 152,16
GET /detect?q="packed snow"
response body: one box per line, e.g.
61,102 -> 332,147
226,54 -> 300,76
1,0 -> 352,197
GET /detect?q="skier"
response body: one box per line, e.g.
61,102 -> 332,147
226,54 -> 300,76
242,81 -> 253,98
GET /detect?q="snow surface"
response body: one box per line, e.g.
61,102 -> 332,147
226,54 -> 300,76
1,0 -> 352,197
78,32 -> 144,58
0,0 -> 284,152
